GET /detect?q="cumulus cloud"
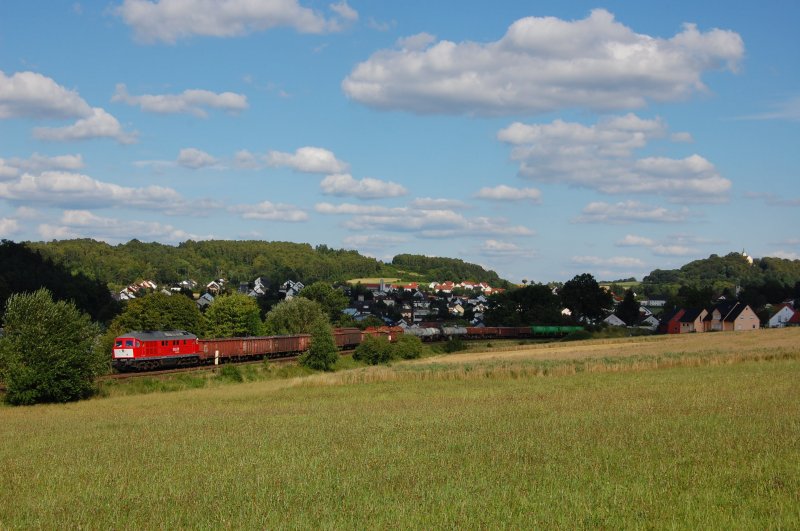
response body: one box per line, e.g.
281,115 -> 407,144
479,239 -> 533,258
572,255 -> 645,268
234,149 -> 260,169
42,210 -> 203,242
329,1 -> 357,21
475,184 -> 541,202
117,0 -> 345,43
342,9 -> 743,116
1,154 -> 85,180
0,171 -> 186,210
112,83 -> 248,116
0,218 -> 20,237
574,201 -> 689,224
177,148 -> 219,169
0,70 -> 93,119
320,173 -> 407,199
229,201 -> 308,222
342,234 -> 407,250
267,146 -> 348,174
409,197 -> 470,210
33,107 -> 137,144
651,245 -> 694,256
499,114 -> 730,203
616,234 -> 656,247
318,201 -> 534,239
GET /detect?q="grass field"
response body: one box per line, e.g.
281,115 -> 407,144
1,329 -> 799,528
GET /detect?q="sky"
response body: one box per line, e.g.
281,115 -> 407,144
0,1 -> 798,283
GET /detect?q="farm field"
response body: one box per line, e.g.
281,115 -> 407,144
1,329 -> 799,528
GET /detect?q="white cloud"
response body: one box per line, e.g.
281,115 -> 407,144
744,191 -> 800,207
651,245 -> 694,256
177,148 -> 219,169
616,234 -> 655,247
46,209 -> 203,242
572,255 -> 645,268
230,201 -> 308,222
315,202 -> 385,215
342,9 -> 743,116
234,149 -> 260,169
738,96 -> 800,122
0,171 -> 185,210
575,201 -> 689,224
397,32 -> 436,51
409,197 -> 470,210
320,173 -> 407,199
329,1 -> 357,21
0,70 -> 92,119
112,83 -> 248,117
117,0 -> 343,43
480,239 -> 533,257
0,218 -> 20,237
499,114 -> 730,203
1,154 -> 85,180
267,146 -> 348,174
342,234 -> 407,249
33,107 -> 137,144
14,206 -> 38,219
475,184 -> 541,202
670,132 -> 694,143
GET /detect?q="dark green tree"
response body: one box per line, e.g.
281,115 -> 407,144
203,293 -> 264,338
298,282 -> 349,324
264,297 -> 327,335
484,284 -> 562,326
393,335 -> 423,359
0,289 -> 104,405
109,292 -> 203,334
298,321 -> 339,370
353,335 -> 394,365
560,273 -> 613,324
616,289 -> 641,326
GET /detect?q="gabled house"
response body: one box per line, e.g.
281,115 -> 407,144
678,308 -> 708,333
639,315 -> 660,331
603,314 -> 627,327
703,302 -> 760,332
768,303 -> 795,328
196,292 -> 214,309
657,309 -> 685,334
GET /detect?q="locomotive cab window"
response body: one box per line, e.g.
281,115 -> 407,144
125,340 -> 134,347
115,340 -> 123,347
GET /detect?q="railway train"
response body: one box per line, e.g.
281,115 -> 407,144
111,326 -> 402,372
112,324 -> 583,372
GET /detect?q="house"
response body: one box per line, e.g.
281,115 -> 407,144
279,279 -> 304,299
206,279 -> 225,295
196,293 -> 214,310
657,309 -> 685,334
703,302 -> 760,332
678,308 -> 708,333
639,315 -> 660,331
768,303 -> 795,328
603,314 -> 627,327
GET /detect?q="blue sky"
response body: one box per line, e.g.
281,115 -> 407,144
0,1 -> 798,282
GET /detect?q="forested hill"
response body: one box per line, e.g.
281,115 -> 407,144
642,252 -> 800,298
391,254 -> 505,285
26,239 -> 507,289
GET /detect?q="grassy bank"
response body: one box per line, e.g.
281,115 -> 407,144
1,331 -> 799,528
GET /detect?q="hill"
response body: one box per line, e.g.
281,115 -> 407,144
26,239 -> 507,290
642,252 -> 800,301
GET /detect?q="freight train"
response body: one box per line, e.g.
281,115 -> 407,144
112,324 -> 582,371
111,327 -> 401,372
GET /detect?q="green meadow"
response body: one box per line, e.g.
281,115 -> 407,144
1,330 -> 799,528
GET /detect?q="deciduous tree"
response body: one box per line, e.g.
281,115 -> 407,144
298,320 -> 339,370
264,297 -> 327,335
203,293 -> 264,338
0,289 -> 103,405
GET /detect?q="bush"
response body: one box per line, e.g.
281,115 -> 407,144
299,321 -> 339,371
393,335 -> 423,360
0,289 -> 103,405
217,365 -> 243,382
443,337 -> 467,353
561,330 -> 592,342
353,335 -> 394,365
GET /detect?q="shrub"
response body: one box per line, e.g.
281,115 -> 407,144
353,335 -> 394,365
443,337 -> 467,353
299,321 -> 339,371
561,330 -> 592,342
393,335 -> 423,360
0,289 -> 103,405
217,365 -> 243,382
